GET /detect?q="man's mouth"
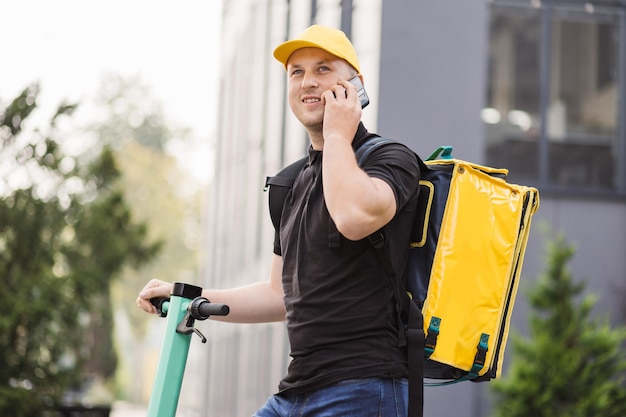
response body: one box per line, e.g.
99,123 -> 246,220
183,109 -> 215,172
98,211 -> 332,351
303,97 -> 321,103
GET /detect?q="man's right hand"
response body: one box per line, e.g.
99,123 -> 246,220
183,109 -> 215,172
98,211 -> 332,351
136,279 -> 173,314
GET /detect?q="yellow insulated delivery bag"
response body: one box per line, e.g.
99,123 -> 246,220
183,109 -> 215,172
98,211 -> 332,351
354,138 -> 540,417
409,149 -> 539,382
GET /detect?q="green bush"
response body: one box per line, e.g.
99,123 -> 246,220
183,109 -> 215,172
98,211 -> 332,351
491,235 -> 626,417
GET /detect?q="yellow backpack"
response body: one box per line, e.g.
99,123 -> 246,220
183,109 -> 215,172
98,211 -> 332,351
356,139 -> 540,417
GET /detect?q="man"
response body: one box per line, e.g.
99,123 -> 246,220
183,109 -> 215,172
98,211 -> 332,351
137,25 -> 420,416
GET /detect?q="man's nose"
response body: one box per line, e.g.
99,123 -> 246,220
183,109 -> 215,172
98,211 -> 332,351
301,74 -> 318,89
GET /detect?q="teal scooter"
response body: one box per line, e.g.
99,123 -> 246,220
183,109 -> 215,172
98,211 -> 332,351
147,282 -> 229,417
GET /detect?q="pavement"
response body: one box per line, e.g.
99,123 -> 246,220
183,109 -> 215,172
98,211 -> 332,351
110,402 -> 147,417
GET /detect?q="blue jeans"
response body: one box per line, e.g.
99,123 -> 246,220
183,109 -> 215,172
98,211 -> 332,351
253,378 -> 408,417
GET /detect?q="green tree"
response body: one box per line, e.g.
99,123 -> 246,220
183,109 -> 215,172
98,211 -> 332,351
0,85 -> 159,415
491,235 -> 626,416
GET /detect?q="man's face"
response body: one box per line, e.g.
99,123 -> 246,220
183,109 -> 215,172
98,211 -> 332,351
286,47 -> 355,132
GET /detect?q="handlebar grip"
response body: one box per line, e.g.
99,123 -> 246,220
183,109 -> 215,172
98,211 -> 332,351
199,302 -> 230,317
150,297 -> 170,317
191,297 -> 230,320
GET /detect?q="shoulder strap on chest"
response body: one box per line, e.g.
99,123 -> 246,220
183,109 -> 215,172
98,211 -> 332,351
264,156 -> 308,231
356,134 -> 428,172
264,156 -> 308,189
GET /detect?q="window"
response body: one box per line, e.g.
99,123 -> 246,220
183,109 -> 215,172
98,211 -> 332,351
484,1 -> 625,194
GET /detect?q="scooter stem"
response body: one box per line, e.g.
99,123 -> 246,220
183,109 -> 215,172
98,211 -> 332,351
147,282 -> 203,417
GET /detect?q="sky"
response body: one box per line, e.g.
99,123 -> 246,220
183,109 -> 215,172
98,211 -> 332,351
1,0 -> 223,183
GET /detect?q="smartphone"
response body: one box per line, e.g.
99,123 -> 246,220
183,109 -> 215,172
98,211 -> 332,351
349,75 -> 370,109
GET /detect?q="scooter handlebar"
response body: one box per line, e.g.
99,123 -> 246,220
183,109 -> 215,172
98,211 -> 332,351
191,297 -> 230,320
150,297 -> 169,317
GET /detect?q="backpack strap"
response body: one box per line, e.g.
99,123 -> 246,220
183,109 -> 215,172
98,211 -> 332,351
357,136 -> 427,417
369,233 -> 425,417
264,156 -> 308,232
265,155 -> 342,248
355,135 -> 428,173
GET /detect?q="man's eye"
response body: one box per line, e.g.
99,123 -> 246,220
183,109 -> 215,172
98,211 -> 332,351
318,66 -> 330,72
290,69 -> 303,76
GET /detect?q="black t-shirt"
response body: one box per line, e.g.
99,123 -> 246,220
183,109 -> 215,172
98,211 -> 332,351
274,124 -> 420,395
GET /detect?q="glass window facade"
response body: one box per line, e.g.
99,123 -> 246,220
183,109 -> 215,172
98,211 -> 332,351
484,1 -> 625,194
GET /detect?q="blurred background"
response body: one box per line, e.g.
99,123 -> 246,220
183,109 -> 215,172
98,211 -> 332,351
1,0 -> 625,416
1,1 -> 221,416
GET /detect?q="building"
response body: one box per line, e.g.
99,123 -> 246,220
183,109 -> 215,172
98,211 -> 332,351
188,0 -> 626,415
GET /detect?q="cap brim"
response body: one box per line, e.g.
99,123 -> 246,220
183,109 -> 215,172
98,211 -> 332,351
273,40 -> 336,68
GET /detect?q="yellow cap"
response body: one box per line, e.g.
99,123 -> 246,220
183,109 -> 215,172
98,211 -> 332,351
273,25 -> 361,73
